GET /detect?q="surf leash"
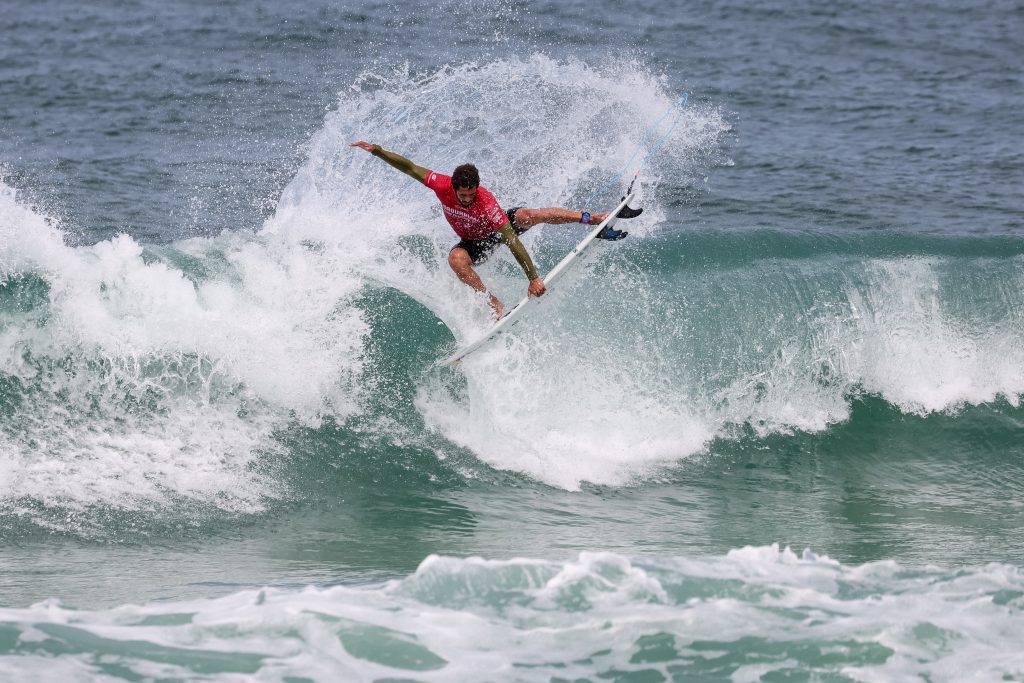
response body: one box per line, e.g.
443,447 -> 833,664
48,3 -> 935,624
584,92 -> 689,208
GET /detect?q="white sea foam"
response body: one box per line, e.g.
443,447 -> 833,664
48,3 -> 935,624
414,248 -> 1024,488
844,257 -> 1024,413
0,180 -> 370,515
1,546 -> 1021,681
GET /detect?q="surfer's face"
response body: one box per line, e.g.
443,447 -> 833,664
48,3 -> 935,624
455,185 -> 478,207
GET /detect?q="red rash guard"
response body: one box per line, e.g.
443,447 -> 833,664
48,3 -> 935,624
424,171 -> 508,240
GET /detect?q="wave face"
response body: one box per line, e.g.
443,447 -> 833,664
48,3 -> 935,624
3,54 -> 1024,532
2,547 -> 1022,681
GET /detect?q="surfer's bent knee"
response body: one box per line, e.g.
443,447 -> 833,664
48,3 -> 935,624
448,246 -> 471,269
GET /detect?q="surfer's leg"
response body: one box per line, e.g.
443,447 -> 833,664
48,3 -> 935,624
511,207 -> 640,228
508,207 -> 587,230
448,245 -> 502,318
512,202 -> 644,229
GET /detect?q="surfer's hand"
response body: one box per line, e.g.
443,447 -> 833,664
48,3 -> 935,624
350,141 -> 375,152
528,277 -> 546,298
488,293 -> 503,320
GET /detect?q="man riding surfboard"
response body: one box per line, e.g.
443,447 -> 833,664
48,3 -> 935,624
351,141 -> 640,319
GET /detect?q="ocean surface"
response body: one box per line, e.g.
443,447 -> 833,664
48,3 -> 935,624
2,0 -> 1023,680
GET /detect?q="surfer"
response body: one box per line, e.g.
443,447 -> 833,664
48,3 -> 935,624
351,141 -> 639,319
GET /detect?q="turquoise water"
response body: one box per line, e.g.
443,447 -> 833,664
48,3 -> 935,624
2,0 -> 1024,679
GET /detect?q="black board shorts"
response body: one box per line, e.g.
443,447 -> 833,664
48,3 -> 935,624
451,207 -> 526,264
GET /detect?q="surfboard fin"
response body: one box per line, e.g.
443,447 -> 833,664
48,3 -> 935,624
596,225 -> 628,240
598,199 -> 639,239
616,204 -> 643,219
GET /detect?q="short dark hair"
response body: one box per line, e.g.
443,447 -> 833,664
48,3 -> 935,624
451,163 -> 479,189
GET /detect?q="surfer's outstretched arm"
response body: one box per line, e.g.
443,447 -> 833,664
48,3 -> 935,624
350,141 -> 428,184
496,224 -> 545,298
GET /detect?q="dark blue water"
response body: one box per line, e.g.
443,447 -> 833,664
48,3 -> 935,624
6,0 -> 1021,242
2,0 -> 1023,679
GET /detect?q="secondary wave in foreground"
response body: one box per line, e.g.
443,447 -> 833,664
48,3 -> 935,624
1,545 -> 1021,681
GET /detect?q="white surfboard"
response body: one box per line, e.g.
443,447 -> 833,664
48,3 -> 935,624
438,192 -> 636,367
